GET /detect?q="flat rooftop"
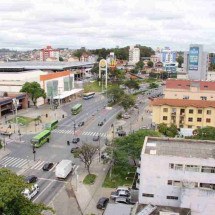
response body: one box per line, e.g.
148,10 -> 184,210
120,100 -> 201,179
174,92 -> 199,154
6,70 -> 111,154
0,61 -> 94,71
144,137 -> 215,159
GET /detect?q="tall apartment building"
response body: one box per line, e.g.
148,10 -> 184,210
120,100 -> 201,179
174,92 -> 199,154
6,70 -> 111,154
129,46 -> 140,64
139,136 -> 215,215
184,44 -> 209,81
40,46 -> 60,61
164,79 -> 215,101
151,98 -> 215,129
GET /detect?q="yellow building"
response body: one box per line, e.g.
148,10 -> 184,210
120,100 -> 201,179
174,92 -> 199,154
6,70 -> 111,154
151,98 -> 215,129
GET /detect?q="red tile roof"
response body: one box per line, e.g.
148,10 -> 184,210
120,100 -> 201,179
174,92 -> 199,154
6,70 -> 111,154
151,98 -> 215,108
166,79 -> 215,91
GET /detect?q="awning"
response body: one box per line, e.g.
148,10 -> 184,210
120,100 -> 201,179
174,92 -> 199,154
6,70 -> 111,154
53,88 -> 83,99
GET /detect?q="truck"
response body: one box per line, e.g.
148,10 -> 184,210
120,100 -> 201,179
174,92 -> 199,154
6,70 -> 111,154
55,159 -> 74,179
22,184 -> 39,200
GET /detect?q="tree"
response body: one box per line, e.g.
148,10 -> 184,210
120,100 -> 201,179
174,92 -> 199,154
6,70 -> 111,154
158,123 -> 178,137
149,82 -> 159,89
59,56 -> 64,61
74,144 -> 98,174
121,95 -> 135,111
90,64 -> 99,74
20,82 -> 46,107
176,55 -> 184,68
192,126 -> 215,140
113,129 -> 160,166
107,86 -> 125,103
124,79 -> 140,90
0,168 -> 53,215
147,61 -> 154,68
135,61 -> 144,70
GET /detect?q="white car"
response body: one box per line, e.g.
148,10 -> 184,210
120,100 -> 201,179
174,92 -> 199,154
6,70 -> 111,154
22,184 -> 39,200
122,113 -> 130,119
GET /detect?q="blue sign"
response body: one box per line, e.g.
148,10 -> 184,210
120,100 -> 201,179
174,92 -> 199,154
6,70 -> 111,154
189,47 -> 199,70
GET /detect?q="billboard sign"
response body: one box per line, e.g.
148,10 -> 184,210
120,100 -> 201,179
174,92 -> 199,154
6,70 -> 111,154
189,47 -> 199,70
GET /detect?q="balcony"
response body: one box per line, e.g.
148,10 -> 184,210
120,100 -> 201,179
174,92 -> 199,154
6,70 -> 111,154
171,112 -> 176,116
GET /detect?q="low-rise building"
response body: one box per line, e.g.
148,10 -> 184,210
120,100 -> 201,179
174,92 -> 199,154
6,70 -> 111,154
139,136 -> 215,215
164,79 -> 215,101
151,98 -> 215,129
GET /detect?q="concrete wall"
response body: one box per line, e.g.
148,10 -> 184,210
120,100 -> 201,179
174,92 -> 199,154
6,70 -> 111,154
139,154 -> 215,212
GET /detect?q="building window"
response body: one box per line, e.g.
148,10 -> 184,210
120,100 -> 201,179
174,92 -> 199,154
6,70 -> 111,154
189,109 -> 193,114
167,180 -> 172,185
167,196 -> 178,200
201,96 -> 207,100
169,163 -> 183,170
201,166 -> 215,173
173,181 -> 181,187
185,165 -> 200,172
183,96 -> 189,99
199,183 -> 215,190
207,110 -> 212,115
169,163 -> 174,169
163,116 -> 168,121
163,108 -> 168,113
197,118 -> 202,122
206,118 -> 211,123
198,109 -> 202,114
142,193 -> 154,198
188,125 -> 192,128
188,117 -> 193,122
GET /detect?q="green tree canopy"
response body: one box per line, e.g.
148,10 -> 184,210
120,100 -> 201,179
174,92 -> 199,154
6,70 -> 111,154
147,61 -> 154,68
124,79 -> 140,90
192,126 -> 215,140
176,55 -> 184,68
149,82 -> 159,89
20,82 -> 46,106
107,86 -> 125,103
112,129 -> 160,166
121,95 -> 135,111
158,123 -> 178,137
135,61 -> 144,70
0,168 -> 53,215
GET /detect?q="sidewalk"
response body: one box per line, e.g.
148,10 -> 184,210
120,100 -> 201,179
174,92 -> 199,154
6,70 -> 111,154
0,105 -> 67,135
71,157 -> 112,215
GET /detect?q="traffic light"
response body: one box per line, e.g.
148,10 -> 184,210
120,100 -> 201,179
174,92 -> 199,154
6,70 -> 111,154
46,114 -> 48,118
62,114 -> 64,118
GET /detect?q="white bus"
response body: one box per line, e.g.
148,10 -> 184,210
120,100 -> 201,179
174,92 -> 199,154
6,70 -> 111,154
83,92 -> 95,100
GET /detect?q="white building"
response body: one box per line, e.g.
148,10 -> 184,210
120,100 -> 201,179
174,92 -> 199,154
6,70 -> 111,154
138,136 -> 215,215
129,46 -> 140,64
184,44 -> 209,81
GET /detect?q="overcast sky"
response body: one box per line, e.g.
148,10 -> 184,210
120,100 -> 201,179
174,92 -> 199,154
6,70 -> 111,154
1,0 -> 215,51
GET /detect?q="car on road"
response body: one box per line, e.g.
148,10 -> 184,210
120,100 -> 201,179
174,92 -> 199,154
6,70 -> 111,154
71,147 -> 79,153
118,130 -> 126,137
96,197 -> 109,209
98,121 -> 104,126
78,121 -> 84,127
25,175 -> 38,183
93,135 -> 100,141
42,162 -> 54,171
72,137 -> 80,144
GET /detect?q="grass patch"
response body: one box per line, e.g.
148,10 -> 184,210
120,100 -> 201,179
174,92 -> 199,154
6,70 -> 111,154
8,116 -> 35,126
103,165 -> 135,188
83,174 -> 96,185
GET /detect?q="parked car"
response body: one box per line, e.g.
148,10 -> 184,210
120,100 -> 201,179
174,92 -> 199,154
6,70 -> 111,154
96,197 -> 109,209
42,162 -> 54,171
72,137 -> 80,144
118,130 -> 126,137
115,197 -> 130,204
78,121 -> 84,127
110,190 -> 130,200
25,175 -> 38,183
93,136 -> 100,141
122,113 -> 130,119
70,147 -> 79,153
98,121 -> 104,126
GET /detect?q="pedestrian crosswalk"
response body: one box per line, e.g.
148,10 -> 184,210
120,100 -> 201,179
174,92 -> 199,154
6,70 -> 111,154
82,131 -> 107,137
0,156 -> 32,168
52,129 -> 107,137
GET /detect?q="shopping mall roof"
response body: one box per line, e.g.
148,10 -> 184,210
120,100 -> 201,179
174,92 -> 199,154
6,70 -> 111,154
0,61 -> 94,72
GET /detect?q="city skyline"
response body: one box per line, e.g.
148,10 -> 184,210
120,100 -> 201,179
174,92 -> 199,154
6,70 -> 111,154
1,0 -> 215,51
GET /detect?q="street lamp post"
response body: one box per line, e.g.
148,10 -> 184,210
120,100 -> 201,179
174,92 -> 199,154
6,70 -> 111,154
98,136 -> 101,162
32,144 -> 36,161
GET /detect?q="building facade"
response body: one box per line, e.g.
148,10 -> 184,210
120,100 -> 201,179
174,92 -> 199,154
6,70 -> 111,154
183,44 -> 209,81
151,98 -> 215,129
164,79 -> 215,101
40,46 -> 60,61
129,46 -> 140,64
139,136 -> 215,215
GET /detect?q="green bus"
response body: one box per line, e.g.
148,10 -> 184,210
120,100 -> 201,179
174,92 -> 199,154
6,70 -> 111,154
71,103 -> 82,115
31,130 -> 51,148
45,120 -> 58,131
